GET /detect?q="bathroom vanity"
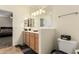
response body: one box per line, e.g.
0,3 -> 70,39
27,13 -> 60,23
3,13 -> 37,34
23,27 -> 56,54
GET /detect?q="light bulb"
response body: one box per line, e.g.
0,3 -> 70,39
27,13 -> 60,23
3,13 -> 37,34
39,9 -> 42,12
42,10 -> 45,13
32,13 -> 34,16
39,9 -> 42,14
33,12 -> 36,16
36,11 -> 39,15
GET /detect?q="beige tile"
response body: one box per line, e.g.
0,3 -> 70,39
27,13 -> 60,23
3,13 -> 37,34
0,47 -> 23,54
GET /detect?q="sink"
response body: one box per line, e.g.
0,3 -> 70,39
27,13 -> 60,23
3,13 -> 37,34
33,30 -> 38,32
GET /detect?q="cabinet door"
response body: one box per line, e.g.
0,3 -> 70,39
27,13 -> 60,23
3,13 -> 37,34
29,33 -> 35,50
24,32 -> 29,46
35,34 -> 39,53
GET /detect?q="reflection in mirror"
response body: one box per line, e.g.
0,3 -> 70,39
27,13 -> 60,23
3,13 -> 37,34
24,18 -> 34,27
40,18 -> 44,27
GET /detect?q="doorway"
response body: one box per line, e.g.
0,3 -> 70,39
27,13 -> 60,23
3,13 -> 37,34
0,9 -> 13,48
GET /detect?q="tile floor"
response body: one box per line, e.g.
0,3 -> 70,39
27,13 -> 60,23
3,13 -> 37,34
0,44 -> 37,54
0,47 -> 22,54
0,36 -> 12,49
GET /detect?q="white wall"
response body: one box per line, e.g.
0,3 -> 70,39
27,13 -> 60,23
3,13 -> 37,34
0,5 -> 30,46
53,6 -> 79,48
39,29 -> 56,54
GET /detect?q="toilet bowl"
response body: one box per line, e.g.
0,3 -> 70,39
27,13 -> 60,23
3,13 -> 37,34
58,38 -> 77,54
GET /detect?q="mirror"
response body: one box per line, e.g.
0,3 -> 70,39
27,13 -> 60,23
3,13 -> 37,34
32,13 -> 52,28
24,18 -> 34,27
40,18 -> 44,27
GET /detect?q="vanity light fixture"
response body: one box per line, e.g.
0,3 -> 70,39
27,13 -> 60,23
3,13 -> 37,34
39,9 -> 45,13
31,9 -> 46,16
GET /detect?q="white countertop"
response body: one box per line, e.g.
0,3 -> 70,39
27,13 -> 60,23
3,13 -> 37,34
24,31 -> 39,34
24,27 -> 56,29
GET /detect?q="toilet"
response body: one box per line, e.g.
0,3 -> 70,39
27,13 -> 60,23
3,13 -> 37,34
57,38 -> 77,54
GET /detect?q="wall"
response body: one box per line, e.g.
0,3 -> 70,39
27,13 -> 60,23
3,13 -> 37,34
39,29 -> 56,54
0,5 -> 30,46
0,17 -> 12,27
53,6 -> 79,48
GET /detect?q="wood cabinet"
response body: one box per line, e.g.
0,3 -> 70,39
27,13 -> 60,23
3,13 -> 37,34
23,32 -> 39,53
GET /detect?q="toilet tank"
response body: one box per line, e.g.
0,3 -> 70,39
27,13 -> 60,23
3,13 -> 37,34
58,38 -> 77,54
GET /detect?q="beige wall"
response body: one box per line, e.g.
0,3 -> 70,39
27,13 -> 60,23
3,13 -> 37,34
0,5 -> 30,46
53,6 -> 79,48
0,17 -> 12,27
